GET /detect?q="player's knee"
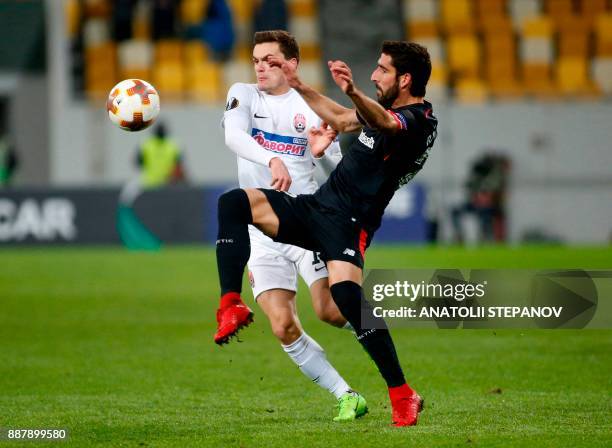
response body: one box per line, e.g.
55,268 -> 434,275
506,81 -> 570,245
270,314 -> 300,344
218,189 -> 253,224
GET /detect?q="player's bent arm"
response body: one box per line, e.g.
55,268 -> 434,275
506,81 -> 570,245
347,87 -> 401,134
294,84 -> 361,133
223,119 -> 276,167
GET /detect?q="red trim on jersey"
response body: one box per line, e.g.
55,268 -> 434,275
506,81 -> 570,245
359,229 -> 368,259
387,110 -> 403,130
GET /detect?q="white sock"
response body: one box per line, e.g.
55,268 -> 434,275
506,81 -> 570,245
282,332 -> 351,399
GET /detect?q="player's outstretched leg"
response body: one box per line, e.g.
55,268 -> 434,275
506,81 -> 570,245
330,280 -> 423,427
282,332 -> 368,422
214,189 -> 254,344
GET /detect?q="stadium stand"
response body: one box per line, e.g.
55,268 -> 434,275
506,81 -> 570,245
71,0 -> 611,102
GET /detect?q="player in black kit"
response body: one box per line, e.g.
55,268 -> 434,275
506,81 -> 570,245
214,41 -> 438,427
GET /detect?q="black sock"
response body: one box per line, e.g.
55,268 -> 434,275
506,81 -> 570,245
216,189 -> 253,295
330,281 -> 406,387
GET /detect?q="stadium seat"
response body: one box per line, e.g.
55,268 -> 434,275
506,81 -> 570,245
509,0 -> 542,29
556,57 -> 591,95
404,0 -> 439,38
475,0 -> 507,20
455,78 -> 489,103
85,43 -> 117,98
83,18 -> 110,48
522,63 -> 555,95
153,63 -> 185,99
65,0 -> 80,38
594,14 -> 612,57
118,40 -> 154,72
181,0 -> 207,25
83,0 -> 111,19
558,31 -> 589,58
223,60 -> 255,88
578,0 -> 607,19
289,0 -> 317,17
592,58 -> 612,94
521,16 -> 554,38
440,0 -> 475,34
155,40 -> 184,64
447,35 -> 481,79
184,40 -> 211,66
187,62 -> 223,102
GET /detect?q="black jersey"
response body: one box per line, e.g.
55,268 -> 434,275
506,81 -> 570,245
313,101 -> 438,232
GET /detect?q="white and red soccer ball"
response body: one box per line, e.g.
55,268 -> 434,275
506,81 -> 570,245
106,79 -> 160,132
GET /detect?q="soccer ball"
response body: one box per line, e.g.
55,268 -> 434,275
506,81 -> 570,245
106,79 -> 160,131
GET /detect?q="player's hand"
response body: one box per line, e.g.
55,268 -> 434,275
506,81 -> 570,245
268,56 -> 301,89
269,157 -> 292,191
328,60 -> 355,95
308,122 -> 338,158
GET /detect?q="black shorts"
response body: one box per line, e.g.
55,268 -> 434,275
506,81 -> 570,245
259,189 -> 373,269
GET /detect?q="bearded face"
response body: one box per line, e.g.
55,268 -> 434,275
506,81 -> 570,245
376,78 -> 400,109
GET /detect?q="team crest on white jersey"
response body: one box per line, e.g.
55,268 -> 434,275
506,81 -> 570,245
293,113 -> 306,133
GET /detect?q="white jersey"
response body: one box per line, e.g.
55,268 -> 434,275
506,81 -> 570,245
222,83 -> 341,195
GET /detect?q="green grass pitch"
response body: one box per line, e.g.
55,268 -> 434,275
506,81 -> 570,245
1,246 -> 610,447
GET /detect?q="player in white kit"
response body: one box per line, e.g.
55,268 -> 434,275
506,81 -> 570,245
215,31 -> 367,421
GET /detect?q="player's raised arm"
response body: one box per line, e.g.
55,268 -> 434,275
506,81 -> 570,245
267,56 -> 361,133
328,60 -> 401,134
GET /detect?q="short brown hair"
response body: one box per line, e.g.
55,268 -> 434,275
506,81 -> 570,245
382,41 -> 431,97
254,30 -> 300,62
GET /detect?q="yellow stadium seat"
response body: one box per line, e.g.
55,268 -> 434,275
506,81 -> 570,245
153,63 -> 185,99
556,57 -> 591,94
85,43 -> 117,98
290,0 -> 317,17
479,16 -> 514,35
133,17 -> 150,40
155,40 -> 183,64
578,0 -> 607,18
228,0 -> 254,23
184,41 -> 210,66
484,33 -> 516,57
406,21 -> 440,39
522,63 -> 556,96
440,0 -> 475,34
475,0 -> 507,19
119,68 -> 151,82
187,62 -> 223,103
455,78 -> 488,104
84,0 -> 111,18
522,16 -> 554,37
544,0 -> 573,18
300,43 -> 322,61
65,0 -> 80,38
595,14 -> 612,56
181,0 -> 207,25
558,32 -> 589,58
448,35 -> 481,79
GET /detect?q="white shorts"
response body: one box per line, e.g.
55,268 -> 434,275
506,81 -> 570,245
247,226 -> 328,300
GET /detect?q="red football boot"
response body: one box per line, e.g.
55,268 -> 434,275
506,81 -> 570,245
214,292 -> 254,345
389,384 -> 424,427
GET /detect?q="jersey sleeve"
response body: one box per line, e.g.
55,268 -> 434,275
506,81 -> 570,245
222,83 -> 276,167
387,108 -> 417,132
